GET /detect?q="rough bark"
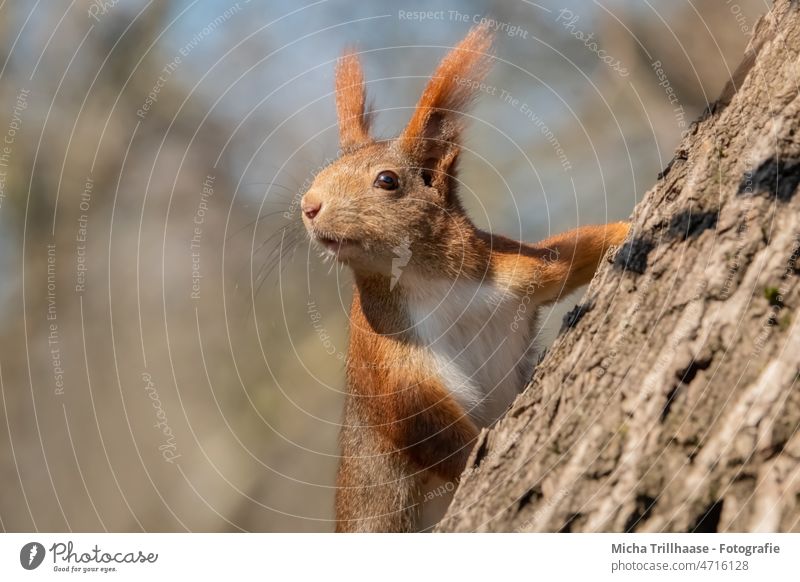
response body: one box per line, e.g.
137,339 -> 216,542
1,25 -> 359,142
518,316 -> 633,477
439,0 -> 800,533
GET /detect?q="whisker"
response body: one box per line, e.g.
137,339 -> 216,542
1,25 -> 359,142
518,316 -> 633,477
253,227 -> 305,284
251,221 -> 304,257
226,209 -> 296,242
231,224 -> 291,288
250,229 -> 305,312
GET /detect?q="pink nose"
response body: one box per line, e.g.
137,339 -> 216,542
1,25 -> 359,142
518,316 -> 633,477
301,196 -> 322,220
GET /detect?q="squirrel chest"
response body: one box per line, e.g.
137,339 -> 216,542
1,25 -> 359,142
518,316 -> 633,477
403,277 -> 538,427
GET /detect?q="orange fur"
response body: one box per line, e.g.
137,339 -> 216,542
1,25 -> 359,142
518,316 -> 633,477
335,49 -> 371,150
335,289 -> 479,532
300,26 -> 631,533
398,23 -> 493,160
489,222 -> 632,302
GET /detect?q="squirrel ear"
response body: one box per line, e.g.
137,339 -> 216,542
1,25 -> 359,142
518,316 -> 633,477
335,49 -> 372,151
398,24 -> 493,162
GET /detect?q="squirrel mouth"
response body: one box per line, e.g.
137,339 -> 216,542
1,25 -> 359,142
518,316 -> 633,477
313,233 -> 359,254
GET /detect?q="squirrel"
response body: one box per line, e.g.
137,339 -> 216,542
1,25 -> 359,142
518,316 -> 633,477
299,24 -> 630,532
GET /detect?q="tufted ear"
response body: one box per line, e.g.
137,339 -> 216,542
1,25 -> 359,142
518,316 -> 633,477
335,49 -> 372,151
397,24 -> 493,176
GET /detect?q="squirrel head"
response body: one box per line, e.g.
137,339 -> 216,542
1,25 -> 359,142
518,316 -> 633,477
300,25 -> 494,279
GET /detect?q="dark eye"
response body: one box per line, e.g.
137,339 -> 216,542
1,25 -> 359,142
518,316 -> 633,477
373,170 -> 399,190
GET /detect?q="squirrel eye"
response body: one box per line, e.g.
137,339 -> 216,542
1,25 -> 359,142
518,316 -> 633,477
373,170 -> 399,191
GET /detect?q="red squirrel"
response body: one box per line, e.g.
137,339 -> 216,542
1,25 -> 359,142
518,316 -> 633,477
299,25 -> 630,532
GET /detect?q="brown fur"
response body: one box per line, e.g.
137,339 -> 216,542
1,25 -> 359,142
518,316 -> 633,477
398,23 -> 493,161
335,49 -> 371,150
300,26 -> 631,532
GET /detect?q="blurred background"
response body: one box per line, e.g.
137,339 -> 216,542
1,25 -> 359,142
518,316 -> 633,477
0,0 -> 767,531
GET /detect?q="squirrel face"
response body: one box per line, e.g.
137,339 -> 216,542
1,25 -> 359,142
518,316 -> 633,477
301,142 -> 443,276
300,25 -> 494,279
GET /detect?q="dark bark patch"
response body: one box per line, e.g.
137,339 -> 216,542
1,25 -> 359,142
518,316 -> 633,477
764,286 -> 784,307
614,237 -> 655,275
560,301 -> 594,333
470,433 -> 490,468
689,499 -> 724,532
558,512 -> 583,533
661,385 -> 682,423
624,494 -> 657,532
657,150 -> 688,180
517,486 -> 543,511
547,395 -> 561,425
738,157 -> 800,202
668,208 -> 719,240
662,358 -> 710,420
676,357 -> 712,384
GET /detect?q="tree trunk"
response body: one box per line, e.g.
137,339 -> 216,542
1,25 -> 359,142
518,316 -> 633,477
439,0 -> 800,533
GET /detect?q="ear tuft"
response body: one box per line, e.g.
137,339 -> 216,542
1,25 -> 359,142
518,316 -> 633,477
335,49 -> 372,150
398,24 -> 494,160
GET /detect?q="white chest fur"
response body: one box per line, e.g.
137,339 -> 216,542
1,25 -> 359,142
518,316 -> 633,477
403,277 -> 538,427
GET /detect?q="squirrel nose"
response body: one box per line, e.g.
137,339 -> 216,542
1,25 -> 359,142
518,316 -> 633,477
301,193 -> 322,220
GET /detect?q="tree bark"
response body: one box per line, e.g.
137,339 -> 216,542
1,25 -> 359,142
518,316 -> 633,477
439,0 -> 800,533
